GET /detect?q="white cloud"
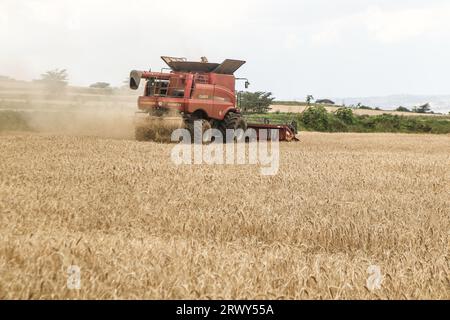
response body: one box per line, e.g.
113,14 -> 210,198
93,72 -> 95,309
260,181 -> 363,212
365,5 -> 450,43
310,25 -> 341,46
309,3 -> 450,46
283,33 -> 300,49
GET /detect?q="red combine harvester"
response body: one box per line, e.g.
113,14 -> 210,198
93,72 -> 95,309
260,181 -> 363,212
129,56 -> 299,142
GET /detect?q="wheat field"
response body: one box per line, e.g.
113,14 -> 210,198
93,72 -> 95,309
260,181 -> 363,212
0,131 -> 449,299
269,104 -> 448,117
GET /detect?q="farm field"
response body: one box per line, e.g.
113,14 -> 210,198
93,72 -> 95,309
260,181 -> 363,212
269,104 -> 448,117
0,131 -> 449,299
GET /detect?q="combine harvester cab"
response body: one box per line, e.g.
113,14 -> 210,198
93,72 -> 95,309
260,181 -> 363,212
129,56 -> 299,142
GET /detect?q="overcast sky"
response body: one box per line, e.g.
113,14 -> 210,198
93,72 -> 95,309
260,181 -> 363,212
1,0 -> 450,100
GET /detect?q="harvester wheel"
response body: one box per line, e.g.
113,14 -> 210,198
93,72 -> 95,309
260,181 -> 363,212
219,111 -> 247,142
186,118 -> 212,144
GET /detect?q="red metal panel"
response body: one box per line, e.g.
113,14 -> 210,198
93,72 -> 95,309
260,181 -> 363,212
209,73 -> 235,92
184,74 -> 194,99
188,83 -> 215,118
212,59 -> 246,74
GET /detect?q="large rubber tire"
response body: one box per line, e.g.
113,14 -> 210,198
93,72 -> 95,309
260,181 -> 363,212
186,118 -> 212,144
218,112 -> 247,143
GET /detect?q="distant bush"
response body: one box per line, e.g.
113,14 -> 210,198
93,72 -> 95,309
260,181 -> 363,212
239,91 -> 275,113
249,109 -> 450,134
0,75 -> 15,81
357,115 -> 375,130
300,106 -> 329,131
34,69 -> 68,95
372,114 -> 401,131
327,115 -> 348,132
395,106 -> 410,112
37,69 -> 68,87
357,105 -> 373,110
335,107 -> 356,125
90,82 -> 111,89
412,103 -> 432,114
403,118 -> 432,133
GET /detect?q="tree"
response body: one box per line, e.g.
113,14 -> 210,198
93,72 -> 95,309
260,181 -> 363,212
301,105 -> 329,131
357,104 -> 373,110
306,95 -> 314,105
395,106 -> 410,112
238,91 -> 275,113
40,69 -> 69,85
335,107 -> 355,125
412,103 -> 432,113
0,75 -> 14,81
37,68 -> 68,88
90,82 -> 111,89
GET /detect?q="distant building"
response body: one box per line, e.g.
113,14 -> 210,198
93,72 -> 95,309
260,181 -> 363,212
316,99 -> 335,105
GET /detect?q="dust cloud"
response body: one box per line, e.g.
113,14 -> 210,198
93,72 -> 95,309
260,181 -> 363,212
0,81 -> 190,141
24,108 -> 135,140
0,81 -> 137,139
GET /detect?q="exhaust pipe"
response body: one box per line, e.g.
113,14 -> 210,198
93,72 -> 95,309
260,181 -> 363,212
129,70 -> 143,90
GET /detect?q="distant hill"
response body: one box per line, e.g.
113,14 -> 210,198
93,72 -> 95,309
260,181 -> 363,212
334,95 -> 450,114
